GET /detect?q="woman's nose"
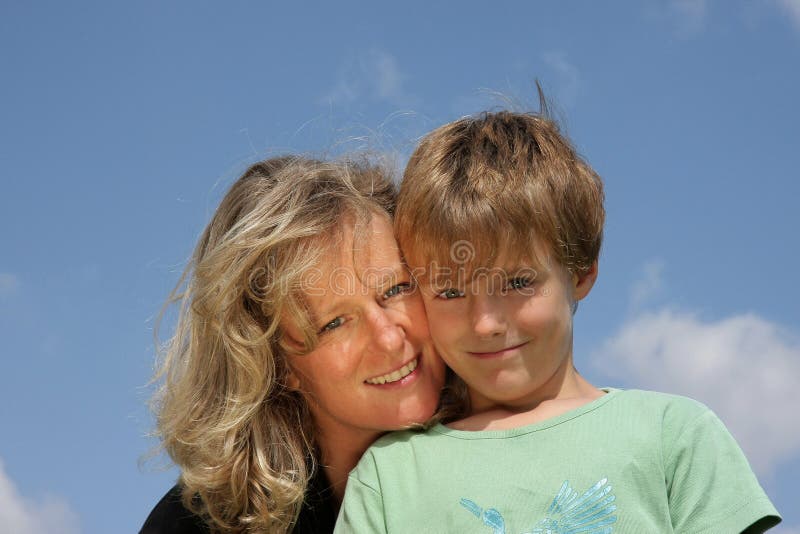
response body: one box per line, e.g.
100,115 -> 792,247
367,307 -> 405,353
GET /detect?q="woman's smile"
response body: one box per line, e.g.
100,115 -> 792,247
365,355 -> 420,385
287,213 -> 445,438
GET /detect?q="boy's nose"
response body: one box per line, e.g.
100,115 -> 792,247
470,296 -> 507,338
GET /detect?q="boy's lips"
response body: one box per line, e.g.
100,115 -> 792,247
468,341 -> 528,359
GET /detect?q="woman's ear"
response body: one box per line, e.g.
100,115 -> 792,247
285,369 -> 301,391
572,261 -> 598,302
278,323 -> 306,392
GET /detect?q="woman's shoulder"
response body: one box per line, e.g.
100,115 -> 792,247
140,475 -> 337,534
292,467 -> 338,534
140,485 -> 210,534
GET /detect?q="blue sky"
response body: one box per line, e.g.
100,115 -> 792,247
1,2 -> 798,532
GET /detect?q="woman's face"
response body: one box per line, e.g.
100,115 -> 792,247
285,213 -> 445,447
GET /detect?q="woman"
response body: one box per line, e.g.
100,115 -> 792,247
141,156 -> 445,533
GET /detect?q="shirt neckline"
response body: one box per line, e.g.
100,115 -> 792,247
431,387 -> 621,439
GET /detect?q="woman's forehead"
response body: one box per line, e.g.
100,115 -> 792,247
298,215 -> 405,309
314,213 -> 400,272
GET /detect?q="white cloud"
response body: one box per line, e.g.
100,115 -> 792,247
0,272 -> 20,296
594,309 -> 800,476
0,459 -> 80,534
370,51 -> 404,102
629,259 -> 664,312
321,49 -> 415,108
542,51 -> 580,107
643,0 -> 709,37
670,0 -> 709,31
777,0 -> 800,29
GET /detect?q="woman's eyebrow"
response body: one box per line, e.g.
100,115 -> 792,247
359,264 -> 408,289
308,289 -> 360,327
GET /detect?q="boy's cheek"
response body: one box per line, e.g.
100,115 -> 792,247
425,312 -> 463,347
417,288 -> 442,311
420,300 -> 451,326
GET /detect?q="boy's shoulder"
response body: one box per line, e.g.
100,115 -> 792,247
608,389 -> 735,452
609,388 -> 712,418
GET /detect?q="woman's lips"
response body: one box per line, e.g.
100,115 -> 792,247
364,355 -> 420,386
468,341 -> 528,359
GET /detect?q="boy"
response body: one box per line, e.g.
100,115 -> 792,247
335,106 -> 781,533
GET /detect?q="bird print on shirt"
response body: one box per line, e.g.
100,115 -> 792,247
460,477 -> 617,534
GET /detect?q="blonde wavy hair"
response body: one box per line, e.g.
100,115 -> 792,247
151,156 -> 396,533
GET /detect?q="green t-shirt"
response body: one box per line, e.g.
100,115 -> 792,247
335,389 -> 780,533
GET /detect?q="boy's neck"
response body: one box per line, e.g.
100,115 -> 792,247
452,366 -> 604,432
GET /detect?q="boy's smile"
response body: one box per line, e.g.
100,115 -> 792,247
419,248 -> 598,414
468,340 -> 530,359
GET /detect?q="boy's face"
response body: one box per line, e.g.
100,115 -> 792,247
415,245 -> 597,413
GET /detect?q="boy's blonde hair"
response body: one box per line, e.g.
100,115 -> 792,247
397,105 -> 604,279
396,99 -> 604,421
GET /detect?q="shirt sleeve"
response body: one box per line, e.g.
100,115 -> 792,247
334,452 -> 388,534
663,404 -> 781,533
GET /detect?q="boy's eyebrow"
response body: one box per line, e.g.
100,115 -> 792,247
503,264 -> 548,277
422,262 -> 550,289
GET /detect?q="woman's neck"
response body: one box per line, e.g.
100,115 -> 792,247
316,427 -> 382,504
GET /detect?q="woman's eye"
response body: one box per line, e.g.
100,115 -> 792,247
319,316 -> 344,334
437,288 -> 465,300
507,277 -> 533,291
383,282 -> 412,300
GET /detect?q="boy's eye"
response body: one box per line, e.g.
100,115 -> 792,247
383,282 -> 413,300
507,277 -> 533,291
437,288 -> 465,300
319,316 -> 345,334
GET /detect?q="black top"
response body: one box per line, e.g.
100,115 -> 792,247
140,469 -> 337,534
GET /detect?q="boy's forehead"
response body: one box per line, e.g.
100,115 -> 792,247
406,240 -> 556,285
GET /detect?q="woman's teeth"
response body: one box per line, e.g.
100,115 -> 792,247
366,358 -> 418,385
